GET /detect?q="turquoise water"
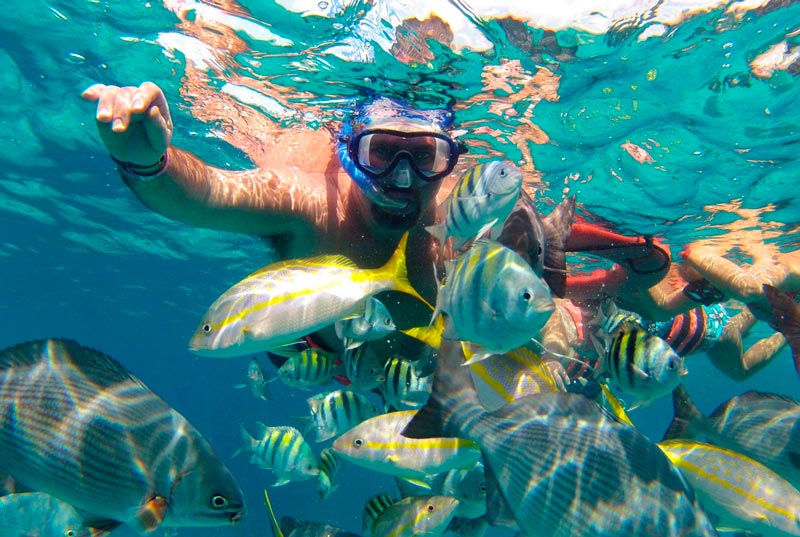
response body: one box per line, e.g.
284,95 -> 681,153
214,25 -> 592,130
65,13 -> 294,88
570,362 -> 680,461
1,0 -> 800,535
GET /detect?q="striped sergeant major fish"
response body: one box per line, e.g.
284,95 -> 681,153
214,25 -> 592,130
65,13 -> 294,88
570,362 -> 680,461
343,344 -> 386,391
425,160 -> 523,252
316,447 -> 341,500
277,348 -> 342,391
189,231 -> 430,358
0,339 -> 245,534
604,320 -> 687,406
334,296 -> 396,351
380,355 -> 432,410
402,338 -> 719,537
370,496 -> 460,537
658,439 -> 800,536
664,385 -> 800,491
235,423 -> 318,487
362,493 -> 396,536
432,239 -> 555,364
306,389 -> 380,442
264,488 -> 360,537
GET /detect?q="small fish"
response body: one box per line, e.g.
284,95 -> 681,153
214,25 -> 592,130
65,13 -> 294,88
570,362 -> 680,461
277,349 -> 342,391
0,491 -> 92,537
370,495 -> 460,537
763,283 -> 800,375
316,447 -> 341,500
344,345 -> 386,391
235,423 -> 318,486
603,320 -> 687,406
190,232 -> 430,358
658,439 -> 800,537
233,356 -> 273,401
395,461 -> 486,519
335,297 -> 396,351
401,338 -> 718,537
0,339 -> 245,533
362,493 -> 396,536
426,160 -> 524,251
332,410 -> 481,480
306,390 -> 380,442
380,355 -> 432,410
664,385 -> 800,490
497,193 -> 576,297
431,239 -> 555,364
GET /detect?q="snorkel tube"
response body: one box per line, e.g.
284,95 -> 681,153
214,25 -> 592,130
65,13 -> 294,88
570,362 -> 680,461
337,96 -> 455,211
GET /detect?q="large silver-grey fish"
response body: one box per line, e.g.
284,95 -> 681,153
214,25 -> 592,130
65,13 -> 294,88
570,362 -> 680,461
431,240 -> 555,364
402,339 -> 718,537
664,385 -> 800,490
497,192 -> 575,297
0,339 -> 245,533
0,491 -> 92,537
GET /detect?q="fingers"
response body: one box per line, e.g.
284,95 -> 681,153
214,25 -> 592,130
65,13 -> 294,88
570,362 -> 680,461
82,82 -> 171,134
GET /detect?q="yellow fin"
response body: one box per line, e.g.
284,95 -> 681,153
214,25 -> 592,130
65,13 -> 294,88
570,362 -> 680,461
135,495 -> 167,533
264,489 -> 284,537
400,477 -> 433,490
376,232 -> 434,310
601,383 -> 634,427
401,315 -> 444,350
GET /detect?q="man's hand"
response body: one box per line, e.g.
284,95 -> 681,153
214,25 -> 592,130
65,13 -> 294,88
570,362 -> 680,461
82,82 -> 173,167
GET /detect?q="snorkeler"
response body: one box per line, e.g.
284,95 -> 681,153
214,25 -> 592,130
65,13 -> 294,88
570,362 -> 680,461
81,82 -> 671,344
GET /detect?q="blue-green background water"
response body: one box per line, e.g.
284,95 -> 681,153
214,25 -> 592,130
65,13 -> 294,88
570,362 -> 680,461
2,0 -> 800,535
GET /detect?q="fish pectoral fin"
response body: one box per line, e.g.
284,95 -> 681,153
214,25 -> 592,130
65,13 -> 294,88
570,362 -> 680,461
629,363 -> 651,381
401,477 -> 433,490
272,478 -> 291,487
82,517 -> 123,537
135,495 -> 168,532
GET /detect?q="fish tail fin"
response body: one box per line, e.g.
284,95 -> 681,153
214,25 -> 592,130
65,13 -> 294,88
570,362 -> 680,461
402,339 -> 483,440
763,283 -> 800,375
234,424 -> 254,457
380,231 -> 433,310
541,195 -> 576,297
662,385 -> 704,441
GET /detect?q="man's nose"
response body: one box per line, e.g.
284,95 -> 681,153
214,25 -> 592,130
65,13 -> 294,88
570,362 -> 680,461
391,160 -> 414,188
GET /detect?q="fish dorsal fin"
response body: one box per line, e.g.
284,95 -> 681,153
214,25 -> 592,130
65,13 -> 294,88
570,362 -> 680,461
0,339 -> 145,389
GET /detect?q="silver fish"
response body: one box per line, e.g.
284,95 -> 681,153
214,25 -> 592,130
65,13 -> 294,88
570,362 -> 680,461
396,461 -> 486,519
233,356 -> 273,401
0,339 -> 245,533
665,385 -> 800,490
426,160 -> 524,251
432,239 -> 555,364
0,491 -> 91,537
402,339 -> 718,537
235,423 -> 318,487
335,297 -> 396,351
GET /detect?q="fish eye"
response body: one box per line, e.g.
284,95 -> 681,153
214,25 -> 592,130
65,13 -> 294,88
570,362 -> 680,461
522,291 -> 532,301
210,495 -> 229,509
354,438 -> 364,448
65,531 -> 76,537
480,485 -> 487,493
667,360 -> 678,370
426,503 -> 436,512
202,323 -> 212,333
499,168 -> 508,177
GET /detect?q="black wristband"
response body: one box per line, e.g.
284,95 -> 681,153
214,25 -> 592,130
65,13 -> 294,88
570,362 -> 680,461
111,153 -> 168,177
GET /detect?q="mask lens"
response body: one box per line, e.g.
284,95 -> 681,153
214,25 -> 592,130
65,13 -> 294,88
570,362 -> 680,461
354,131 -> 456,180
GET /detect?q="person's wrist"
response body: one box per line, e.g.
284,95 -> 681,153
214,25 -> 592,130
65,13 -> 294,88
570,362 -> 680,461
111,151 -> 169,180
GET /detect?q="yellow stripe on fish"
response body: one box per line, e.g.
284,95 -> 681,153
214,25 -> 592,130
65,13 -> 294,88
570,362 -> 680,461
190,232 -> 430,358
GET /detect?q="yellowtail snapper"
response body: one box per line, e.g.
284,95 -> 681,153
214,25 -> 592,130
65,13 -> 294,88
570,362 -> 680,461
306,389 -> 380,442
426,160 -> 524,252
333,410 -> 481,480
432,239 -> 555,364
0,339 -> 245,533
603,320 -> 687,406
665,385 -> 800,490
190,231 -> 430,358
370,495 -> 460,537
402,338 -> 718,536
658,439 -> 800,536
235,423 -> 318,487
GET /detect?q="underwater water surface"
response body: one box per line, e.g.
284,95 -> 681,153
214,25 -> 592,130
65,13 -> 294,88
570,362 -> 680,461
1,0 -> 800,535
